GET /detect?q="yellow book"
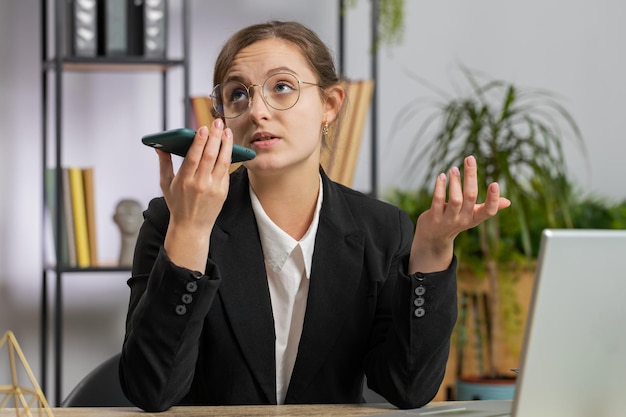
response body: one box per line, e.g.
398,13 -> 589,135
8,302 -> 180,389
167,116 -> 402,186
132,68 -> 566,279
321,80 -> 374,187
68,167 -> 90,267
82,167 -> 98,266
190,96 -> 214,129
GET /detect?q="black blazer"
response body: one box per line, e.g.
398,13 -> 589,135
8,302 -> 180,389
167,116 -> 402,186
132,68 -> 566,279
120,167 -> 457,412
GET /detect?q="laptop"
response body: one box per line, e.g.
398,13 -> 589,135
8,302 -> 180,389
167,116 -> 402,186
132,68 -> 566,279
370,229 -> 626,417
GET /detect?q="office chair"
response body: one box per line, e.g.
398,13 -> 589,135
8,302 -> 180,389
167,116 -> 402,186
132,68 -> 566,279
62,352 -> 133,407
362,377 -> 388,403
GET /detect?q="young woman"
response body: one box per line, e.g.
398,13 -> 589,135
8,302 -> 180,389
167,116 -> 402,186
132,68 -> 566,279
119,21 -> 510,412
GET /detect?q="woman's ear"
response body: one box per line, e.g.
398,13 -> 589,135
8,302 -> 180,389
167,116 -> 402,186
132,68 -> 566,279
323,84 -> 345,124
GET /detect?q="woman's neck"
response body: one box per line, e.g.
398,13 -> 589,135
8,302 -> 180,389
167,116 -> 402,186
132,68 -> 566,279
249,168 -> 320,240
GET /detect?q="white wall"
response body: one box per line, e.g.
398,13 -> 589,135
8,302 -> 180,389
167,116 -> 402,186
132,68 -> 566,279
376,0 -> 626,197
1,0 -> 624,405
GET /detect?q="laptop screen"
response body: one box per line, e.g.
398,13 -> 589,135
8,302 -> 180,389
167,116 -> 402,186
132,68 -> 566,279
513,229 -> 626,417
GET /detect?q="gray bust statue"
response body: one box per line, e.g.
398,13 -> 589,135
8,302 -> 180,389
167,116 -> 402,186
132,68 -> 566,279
113,199 -> 143,267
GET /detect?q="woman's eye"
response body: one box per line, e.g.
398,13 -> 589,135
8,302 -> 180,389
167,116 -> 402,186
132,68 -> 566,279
230,89 -> 248,103
273,82 -> 296,94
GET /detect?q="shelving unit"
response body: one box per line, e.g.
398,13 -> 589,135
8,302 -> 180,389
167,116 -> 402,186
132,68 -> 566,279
337,0 -> 379,197
40,0 -> 190,405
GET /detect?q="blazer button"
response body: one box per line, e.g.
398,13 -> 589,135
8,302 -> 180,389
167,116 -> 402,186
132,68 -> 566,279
186,281 -> 198,293
181,293 -> 193,304
414,272 -> 425,282
175,305 -> 187,315
414,297 -> 425,307
415,286 -> 426,296
414,307 -> 425,318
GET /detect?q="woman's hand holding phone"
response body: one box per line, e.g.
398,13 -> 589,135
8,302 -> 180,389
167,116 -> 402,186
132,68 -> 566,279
142,127 -> 256,162
158,121 -> 234,272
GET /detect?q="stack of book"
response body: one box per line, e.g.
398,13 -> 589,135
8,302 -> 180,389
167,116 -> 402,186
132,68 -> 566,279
67,0 -> 167,58
45,167 -> 98,268
189,96 -> 214,130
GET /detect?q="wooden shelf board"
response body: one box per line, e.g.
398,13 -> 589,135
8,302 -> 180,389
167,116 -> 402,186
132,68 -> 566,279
44,58 -> 185,72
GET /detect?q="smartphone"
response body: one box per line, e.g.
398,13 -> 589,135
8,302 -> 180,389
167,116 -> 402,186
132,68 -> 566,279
141,128 -> 256,163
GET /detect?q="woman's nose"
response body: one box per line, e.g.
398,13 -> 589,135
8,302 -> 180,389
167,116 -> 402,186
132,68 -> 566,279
247,86 -> 270,119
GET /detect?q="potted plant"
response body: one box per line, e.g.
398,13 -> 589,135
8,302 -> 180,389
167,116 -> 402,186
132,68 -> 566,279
344,0 -> 406,49
386,66 -> 587,399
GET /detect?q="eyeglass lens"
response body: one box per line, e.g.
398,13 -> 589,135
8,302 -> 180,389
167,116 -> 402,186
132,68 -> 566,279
211,73 -> 302,119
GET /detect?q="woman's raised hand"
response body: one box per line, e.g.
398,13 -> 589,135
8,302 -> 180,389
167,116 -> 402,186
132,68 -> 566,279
158,118 -> 233,271
408,155 -> 511,274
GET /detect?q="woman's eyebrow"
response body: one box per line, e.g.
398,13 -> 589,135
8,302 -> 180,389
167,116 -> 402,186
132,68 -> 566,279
224,67 -> 300,83
266,66 -> 297,75
224,73 -> 246,83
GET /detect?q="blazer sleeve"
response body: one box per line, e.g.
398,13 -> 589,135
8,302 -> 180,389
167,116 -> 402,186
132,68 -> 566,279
364,209 -> 458,409
119,197 -> 222,412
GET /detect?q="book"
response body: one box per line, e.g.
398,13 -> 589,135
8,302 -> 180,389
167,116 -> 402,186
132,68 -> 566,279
143,0 -> 167,58
98,0 -> 128,56
320,79 -> 374,186
82,167 -> 98,266
68,167 -> 90,267
68,0 -> 99,57
190,96 -> 214,129
45,168 -> 70,266
126,0 -> 145,55
62,168 -> 77,267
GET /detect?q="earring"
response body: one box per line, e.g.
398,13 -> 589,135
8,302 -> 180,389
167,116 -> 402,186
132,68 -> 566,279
322,122 -> 329,138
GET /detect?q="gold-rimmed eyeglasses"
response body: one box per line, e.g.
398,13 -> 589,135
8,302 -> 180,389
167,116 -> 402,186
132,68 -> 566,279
210,72 -> 320,119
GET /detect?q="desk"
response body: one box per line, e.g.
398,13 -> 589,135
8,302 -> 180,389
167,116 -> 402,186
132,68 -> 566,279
0,403 -> 401,417
0,401 -> 517,417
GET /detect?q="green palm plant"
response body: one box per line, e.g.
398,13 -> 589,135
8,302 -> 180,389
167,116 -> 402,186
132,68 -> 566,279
390,66 -> 587,378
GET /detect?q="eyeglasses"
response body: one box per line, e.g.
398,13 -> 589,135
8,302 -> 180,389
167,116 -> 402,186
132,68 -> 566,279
211,72 -> 320,119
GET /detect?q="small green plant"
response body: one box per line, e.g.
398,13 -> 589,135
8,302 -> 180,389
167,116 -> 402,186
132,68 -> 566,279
343,0 -> 405,49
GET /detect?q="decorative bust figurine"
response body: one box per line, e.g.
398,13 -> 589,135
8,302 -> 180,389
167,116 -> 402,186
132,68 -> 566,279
113,199 -> 143,267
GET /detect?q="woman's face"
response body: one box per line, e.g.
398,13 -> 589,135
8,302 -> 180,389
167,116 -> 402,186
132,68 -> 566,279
223,38 -> 339,176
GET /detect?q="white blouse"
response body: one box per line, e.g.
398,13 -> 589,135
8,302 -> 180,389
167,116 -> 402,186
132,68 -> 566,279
249,177 -> 323,404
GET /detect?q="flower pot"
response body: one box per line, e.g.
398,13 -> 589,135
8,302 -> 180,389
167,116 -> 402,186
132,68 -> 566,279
456,376 -> 516,401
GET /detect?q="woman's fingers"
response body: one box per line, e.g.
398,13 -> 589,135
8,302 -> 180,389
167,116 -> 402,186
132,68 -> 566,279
477,182 -> 511,221
171,118 -> 233,181
433,156 -> 479,219
460,156 -> 479,217
446,166 -> 463,214
428,156 -> 511,232
194,118 -> 233,179
156,118 -> 233,214
157,148 -> 174,194
430,172 -> 448,218
200,119 -> 224,169
178,125 -> 210,176
215,127 -> 233,173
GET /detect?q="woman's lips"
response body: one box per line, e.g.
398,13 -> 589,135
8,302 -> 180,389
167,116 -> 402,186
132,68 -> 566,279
251,137 -> 279,148
251,132 -> 280,149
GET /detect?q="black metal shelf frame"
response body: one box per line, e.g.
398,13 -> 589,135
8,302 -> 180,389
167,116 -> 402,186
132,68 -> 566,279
337,0 -> 379,197
40,0 -> 190,406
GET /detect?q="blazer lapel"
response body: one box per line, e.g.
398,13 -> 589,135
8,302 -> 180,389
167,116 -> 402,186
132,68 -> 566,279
210,169 -> 277,403
285,173 -> 366,401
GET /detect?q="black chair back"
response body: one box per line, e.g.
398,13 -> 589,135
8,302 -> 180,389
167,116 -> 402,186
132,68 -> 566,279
62,353 -> 133,407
